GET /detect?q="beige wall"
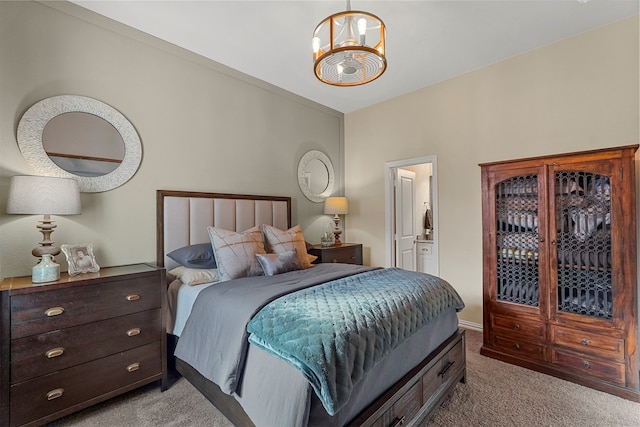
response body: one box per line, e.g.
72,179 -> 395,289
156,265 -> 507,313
344,16 -> 639,325
0,1 -> 344,279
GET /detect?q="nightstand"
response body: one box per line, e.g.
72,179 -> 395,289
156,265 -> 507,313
308,243 -> 363,265
0,263 -> 166,427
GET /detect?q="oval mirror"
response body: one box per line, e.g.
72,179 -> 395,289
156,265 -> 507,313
17,95 -> 142,192
297,150 -> 335,202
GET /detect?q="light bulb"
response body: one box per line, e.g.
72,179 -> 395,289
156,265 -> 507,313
312,37 -> 320,54
358,18 -> 367,36
358,18 -> 367,45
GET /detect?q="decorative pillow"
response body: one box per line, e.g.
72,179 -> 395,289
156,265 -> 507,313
207,226 -> 266,281
255,250 -> 303,276
167,243 -> 216,269
262,224 -> 313,269
168,266 -> 219,286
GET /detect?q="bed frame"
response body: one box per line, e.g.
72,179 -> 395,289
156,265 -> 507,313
157,189 -> 466,426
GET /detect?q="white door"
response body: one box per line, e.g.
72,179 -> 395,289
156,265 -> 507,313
395,168 -> 416,270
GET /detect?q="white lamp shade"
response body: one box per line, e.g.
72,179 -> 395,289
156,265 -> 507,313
324,196 -> 349,215
7,176 -> 81,215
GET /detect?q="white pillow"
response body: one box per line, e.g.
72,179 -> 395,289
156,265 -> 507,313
207,226 -> 266,281
169,266 -> 219,286
262,224 -> 313,269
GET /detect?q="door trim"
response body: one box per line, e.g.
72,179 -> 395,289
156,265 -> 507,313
384,155 -> 438,270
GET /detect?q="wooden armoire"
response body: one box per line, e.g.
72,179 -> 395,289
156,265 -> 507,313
479,145 -> 639,402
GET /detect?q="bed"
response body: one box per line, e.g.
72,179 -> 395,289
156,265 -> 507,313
157,190 -> 466,426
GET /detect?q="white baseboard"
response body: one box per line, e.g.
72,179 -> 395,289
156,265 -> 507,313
458,319 -> 482,332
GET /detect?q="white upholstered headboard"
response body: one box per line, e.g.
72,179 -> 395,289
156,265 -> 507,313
157,190 -> 292,270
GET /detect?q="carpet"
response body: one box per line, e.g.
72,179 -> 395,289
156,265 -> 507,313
51,329 -> 640,426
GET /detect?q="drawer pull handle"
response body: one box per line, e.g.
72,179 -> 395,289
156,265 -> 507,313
583,361 -> 590,369
47,388 -> 64,401
45,307 -> 65,317
45,347 -> 65,359
581,338 -> 590,346
513,324 -> 520,330
127,328 -> 141,337
389,416 -> 406,427
438,361 -> 455,378
127,363 -> 140,372
126,294 -> 140,301
514,343 -> 521,350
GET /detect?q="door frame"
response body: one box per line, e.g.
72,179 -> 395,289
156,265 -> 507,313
384,155 -> 438,270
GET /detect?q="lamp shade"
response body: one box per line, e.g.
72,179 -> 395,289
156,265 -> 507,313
324,197 -> 349,215
7,176 -> 81,215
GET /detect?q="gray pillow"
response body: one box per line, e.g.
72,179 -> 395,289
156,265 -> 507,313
167,243 -> 217,269
255,250 -> 303,276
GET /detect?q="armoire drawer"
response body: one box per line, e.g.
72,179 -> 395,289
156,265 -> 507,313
10,341 -> 162,427
491,313 -> 545,339
11,277 -> 161,339
492,333 -> 546,361
552,348 -> 626,386
551,325 -> 624,361
11,309 -> 162,383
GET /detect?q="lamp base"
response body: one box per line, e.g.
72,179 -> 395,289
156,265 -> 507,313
32,214 -> 61,258
32,254 -> 60,283
332,214 -> 343,246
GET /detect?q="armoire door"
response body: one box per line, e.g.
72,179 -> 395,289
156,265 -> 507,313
547,159 -> 621,328
482,164 -> 550,319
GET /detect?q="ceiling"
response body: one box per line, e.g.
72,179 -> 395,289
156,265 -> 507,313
71,1 -> 639,114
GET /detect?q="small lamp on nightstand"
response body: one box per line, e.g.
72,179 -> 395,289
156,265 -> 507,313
7,175 -> 81,283
324,196 -> 348,246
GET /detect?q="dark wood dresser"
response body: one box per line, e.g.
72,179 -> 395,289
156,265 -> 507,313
308,243 -> 363,265
0,263 -> 167,426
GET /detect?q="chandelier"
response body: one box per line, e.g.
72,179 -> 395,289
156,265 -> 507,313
312,0 -> 386,86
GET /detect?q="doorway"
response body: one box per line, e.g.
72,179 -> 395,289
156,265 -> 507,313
384,155 -> 439,275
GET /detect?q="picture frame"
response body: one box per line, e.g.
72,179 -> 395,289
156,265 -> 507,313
61,243 -> 100,275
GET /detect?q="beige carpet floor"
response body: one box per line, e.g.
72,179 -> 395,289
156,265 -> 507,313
51,329 -> 640,426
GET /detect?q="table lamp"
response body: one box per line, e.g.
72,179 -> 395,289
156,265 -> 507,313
7,175 -> 81,282
323,196 -> 348,246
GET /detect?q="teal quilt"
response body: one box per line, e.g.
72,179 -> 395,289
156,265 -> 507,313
246,267 -> 464,415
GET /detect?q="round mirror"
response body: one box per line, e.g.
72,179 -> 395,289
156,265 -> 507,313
297,150 -> 335,202
17,95 -> 142,192
42,112 -> 125,177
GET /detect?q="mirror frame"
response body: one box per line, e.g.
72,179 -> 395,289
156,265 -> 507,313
297,150 -> 335,202
17,95 -> 142,192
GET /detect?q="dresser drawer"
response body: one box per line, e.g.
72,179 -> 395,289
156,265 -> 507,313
551,325 -> 624,361
491,333 -> 547,362
371,380 -> 422,427
11,277 -> 161,339
11,308 -> 162,383
10,341 -> 162,427
552,348 -> 625,386
491,313 -> 545,339
423,337 -> 464,400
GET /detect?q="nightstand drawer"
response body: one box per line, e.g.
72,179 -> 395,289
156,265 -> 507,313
11,308 -> 162,383
309,243 -> 363,265
11,277 -> 161,339
10,341 -> 162,427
